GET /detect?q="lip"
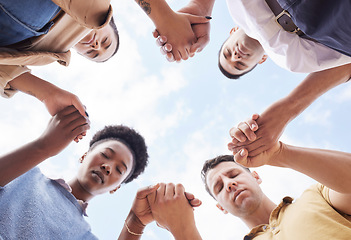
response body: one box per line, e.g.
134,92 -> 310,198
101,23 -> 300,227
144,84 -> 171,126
84,33 -> 95,45
233,189 -> 245,202
92,170 -> 104,184
237,46 -> 248,56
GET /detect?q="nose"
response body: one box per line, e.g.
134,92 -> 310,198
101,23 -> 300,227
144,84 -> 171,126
231,49 -> 241,61
101,164 -> 111,175
91,40 -> 100,50
226,180 -> 237,192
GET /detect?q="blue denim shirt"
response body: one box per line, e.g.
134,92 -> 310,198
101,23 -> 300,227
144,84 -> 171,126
0,0 -> 60,46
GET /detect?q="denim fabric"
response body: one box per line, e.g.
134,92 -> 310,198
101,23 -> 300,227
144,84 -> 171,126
277,0 -> 351,57
0,0 -> 60,46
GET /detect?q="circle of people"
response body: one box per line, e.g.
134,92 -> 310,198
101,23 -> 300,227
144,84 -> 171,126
0,0 -> 350,239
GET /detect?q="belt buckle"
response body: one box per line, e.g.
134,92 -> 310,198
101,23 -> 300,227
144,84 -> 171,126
275,10 -> 299,33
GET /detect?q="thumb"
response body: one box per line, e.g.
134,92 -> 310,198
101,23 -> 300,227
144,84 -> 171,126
136,183 -> 160,199
185,14 -> 212,24
71,97 -> 87,118
190,35 -> 209,54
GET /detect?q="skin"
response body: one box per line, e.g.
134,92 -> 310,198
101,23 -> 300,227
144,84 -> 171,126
205,161 -> 276,228
231,115 -> 351,215
228,63 -> 351,157
0,106 -> 90,187
74,25 -> 118,62
69,140 -> 134,202
219,27 -> 267,75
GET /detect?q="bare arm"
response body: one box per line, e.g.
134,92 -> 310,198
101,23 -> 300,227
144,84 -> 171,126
135,0 -> 210,61
230,63 -> 351,156
231,129 -> 351,215
9,72 -> 87,117
0,106 -> 90,186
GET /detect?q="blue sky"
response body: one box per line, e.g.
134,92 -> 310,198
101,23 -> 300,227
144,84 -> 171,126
1,0 -> 351,239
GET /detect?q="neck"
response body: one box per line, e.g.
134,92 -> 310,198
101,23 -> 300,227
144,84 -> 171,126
241,195 -> 276,229
68,178 -> 94,202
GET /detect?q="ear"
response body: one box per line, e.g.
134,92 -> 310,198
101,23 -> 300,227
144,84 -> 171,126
109,185 -> 121,194
251,171 -> 262,184
258,54 -> 268,64
216,203 -> 228,214
230,26 -> 239,34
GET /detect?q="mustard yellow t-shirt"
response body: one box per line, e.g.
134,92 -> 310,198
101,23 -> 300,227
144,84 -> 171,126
245,184 -> 351,240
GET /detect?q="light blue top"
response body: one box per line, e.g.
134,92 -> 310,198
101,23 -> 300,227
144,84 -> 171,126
0,167 -> 98,240
0,0 -> 60,46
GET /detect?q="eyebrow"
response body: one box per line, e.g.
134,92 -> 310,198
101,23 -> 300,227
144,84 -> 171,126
212,169 -> 238,194
106,147 -> 128,170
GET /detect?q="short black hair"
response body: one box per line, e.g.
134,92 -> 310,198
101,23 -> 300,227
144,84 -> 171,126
89,125 -> 148,183
108,16 -> 120,59
98,16 -> 120,63
201,155 -> 250,199
218,38 -> 257,79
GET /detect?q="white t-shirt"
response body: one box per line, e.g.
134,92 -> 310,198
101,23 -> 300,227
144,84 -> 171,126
226,0 -> 351,73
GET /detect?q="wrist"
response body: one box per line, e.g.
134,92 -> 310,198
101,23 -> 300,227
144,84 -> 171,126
268,141 -> 288,167
125,211 -> 146,235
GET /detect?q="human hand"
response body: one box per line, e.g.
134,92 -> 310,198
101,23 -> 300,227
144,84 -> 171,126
42,86 -> 88,142
147,183 -> 199,234
130,184 -> 160,226
37,106 -> 90,158
153,10 -> 210,62
229,103 -> 290,157
155,12 -> 210,62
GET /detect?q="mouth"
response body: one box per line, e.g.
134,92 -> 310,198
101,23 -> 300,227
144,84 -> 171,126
233,189 -> 245,202
92,170 -> 104,184
82,33 -> 95,45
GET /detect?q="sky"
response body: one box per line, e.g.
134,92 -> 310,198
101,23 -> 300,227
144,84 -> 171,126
1,0 -> 351,239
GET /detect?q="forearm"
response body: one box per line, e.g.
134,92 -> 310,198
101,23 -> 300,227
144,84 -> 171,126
118,211 -> 146,240
9,72 -> 58,102
135,0 -> 175,27
184,0 -> 215,15
0,139 -> 52,186
270,143 -> 351,194
171,223 -> 202,240
276,63 -> 351,123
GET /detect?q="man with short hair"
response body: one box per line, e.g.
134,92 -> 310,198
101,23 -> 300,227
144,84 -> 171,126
200,115 -> 351,239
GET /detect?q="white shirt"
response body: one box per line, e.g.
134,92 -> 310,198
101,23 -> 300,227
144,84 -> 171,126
226,0 -> 351,73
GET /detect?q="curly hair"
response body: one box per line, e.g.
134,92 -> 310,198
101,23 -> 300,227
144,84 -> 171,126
89,125 -> 148,183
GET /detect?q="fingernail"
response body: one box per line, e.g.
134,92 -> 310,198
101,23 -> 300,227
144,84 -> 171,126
85,111 -> 89,117
240,149 -> 245,156
205,16 -> 212,19
251,124 -> 256,129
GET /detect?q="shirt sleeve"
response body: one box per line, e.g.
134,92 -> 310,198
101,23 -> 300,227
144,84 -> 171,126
0,65 -> 31,98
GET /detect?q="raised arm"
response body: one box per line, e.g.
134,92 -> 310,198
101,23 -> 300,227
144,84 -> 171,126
135,0 -> 210,61
229,63 -> 351,157
147,183 -> 202,240
231,119 -> 351,215
0,106 -> 90,187
152,0 -> 215,62
9,72 -> 87,117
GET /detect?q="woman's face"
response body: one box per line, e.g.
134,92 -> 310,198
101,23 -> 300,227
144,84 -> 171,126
74,24 -> 118,62
76,140 -> 134,196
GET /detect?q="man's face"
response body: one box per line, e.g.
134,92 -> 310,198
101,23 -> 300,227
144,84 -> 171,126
219,28 -> 266,75
206,161 -> 264,217
76,140 -> 133,196
74,24 -> 118,62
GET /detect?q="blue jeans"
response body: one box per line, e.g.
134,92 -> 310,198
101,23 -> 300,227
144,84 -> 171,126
0,0 -> 60,46
277,0 -> 351,57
